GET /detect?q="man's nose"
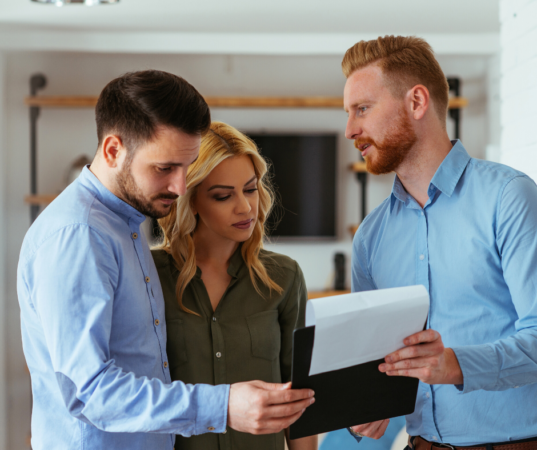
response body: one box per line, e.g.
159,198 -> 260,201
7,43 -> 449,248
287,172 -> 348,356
345,117 -> 362,140
168,170 -> 187,196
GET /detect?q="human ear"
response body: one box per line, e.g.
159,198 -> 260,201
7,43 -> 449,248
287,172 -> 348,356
408,85 -> 429,121
100,134 -> 125,169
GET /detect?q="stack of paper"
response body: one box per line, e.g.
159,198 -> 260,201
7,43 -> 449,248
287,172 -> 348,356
305,285 -> 430,376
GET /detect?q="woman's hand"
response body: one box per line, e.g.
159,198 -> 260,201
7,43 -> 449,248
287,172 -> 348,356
350,419 -> 390,439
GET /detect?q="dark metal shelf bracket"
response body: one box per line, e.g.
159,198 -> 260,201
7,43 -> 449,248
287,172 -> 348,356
29,74 -> 47,223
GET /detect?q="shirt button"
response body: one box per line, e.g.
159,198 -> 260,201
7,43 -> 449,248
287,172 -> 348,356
426,392 -> 430,398
163,361 -> 168,368
216,352 -> 222,358
222,429 -> 227,434
421,211 -> 424,216
154,319 -> 160,326
145,276 -> 150,283
432,436 -> 438,441
419,255 -> 425,260
132,232 -> 138,239
208,427 -> 215,431
212,317 -> 217,322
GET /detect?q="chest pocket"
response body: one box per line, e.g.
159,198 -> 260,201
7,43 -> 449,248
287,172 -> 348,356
166,319 -> 189,368
246,310 -> 281,361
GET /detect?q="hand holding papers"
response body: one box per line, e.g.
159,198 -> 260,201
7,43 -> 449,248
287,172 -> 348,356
289,285 -> 430,439
306,285 -> 430,376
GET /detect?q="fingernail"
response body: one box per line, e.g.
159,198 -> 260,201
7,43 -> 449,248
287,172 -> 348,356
309,390 -> 315,397
302,408 -> 306,413
379,364 -> 386,371
310,398 -> 315,404
385,356 -> 392,363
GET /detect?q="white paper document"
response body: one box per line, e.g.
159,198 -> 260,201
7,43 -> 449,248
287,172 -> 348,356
305,285 -> 430,376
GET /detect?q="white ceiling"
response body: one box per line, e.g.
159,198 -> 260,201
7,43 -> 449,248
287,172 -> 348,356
0,0 -> 499,34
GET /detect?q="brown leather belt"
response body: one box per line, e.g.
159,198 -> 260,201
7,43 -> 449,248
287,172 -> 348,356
410,436 -> 537,450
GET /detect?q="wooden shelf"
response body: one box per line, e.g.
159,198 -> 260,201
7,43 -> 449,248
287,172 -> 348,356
448,96 -> 469,109
24,96 -> 98,108
24,194 -> 57,205
24,95 -> 469,110
308,290 -> 351,299
349,161 -> 367,173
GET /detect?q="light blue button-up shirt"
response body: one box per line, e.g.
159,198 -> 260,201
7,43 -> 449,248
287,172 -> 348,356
352,141 -> 537,445
18,167 -> 229,450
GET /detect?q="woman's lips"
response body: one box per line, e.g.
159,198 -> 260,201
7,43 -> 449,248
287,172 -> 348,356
232,219 -> 254,230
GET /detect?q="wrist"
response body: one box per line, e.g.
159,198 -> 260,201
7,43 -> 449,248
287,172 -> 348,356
445,348 -> 464,385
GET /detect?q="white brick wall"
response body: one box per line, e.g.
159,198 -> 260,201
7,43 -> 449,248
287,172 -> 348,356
500,0 -> 537,180
0,52 -> 7,450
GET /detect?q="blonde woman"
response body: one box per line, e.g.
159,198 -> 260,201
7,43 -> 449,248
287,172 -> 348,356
152,122 -> 317,450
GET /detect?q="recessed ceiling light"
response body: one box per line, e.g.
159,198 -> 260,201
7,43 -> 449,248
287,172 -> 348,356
31,0 -> 119,5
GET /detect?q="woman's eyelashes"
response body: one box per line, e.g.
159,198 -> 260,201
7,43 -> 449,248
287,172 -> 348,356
213,187 -> 258,202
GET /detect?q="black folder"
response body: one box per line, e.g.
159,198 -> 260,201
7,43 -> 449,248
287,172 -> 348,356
289,326 -> 419,440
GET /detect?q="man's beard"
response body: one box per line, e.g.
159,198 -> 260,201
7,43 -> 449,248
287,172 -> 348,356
116,160 -> 178,219
354,109 -> 417,175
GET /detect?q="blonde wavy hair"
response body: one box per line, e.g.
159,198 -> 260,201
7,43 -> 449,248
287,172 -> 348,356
157,121 -> 282,315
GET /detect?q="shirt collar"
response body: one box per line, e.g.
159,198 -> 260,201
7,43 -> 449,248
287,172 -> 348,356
78,165 -> 146,225
390,140 -> 471,211
193,244 -> 244,280
227,244 -> 245,279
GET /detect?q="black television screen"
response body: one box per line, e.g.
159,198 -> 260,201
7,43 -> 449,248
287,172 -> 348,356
248,133 -> 337,239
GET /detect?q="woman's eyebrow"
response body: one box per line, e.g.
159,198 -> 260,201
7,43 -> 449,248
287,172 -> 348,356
244,175 -> 257,186
208,176 -> 257,191
207,184 -> 233,191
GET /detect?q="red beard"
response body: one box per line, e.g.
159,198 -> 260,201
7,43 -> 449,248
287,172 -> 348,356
354,108 -> 417,175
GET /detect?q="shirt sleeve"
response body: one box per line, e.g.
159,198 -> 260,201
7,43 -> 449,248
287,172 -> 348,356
279,262 -> 307,383
452,175 -> 537,393
23,224 -> 229,436
352,230 -> 377,293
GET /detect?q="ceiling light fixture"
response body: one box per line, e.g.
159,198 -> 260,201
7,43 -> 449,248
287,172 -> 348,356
31,0 -> 119,5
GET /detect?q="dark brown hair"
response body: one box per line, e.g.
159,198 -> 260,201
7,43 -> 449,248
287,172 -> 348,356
95,70 -> 210,151
342,36 -> 449,121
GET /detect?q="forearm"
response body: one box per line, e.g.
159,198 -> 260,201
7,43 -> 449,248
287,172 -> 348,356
285,429 -> 318,450
56,362 -> 229,435
453,327 -> 537,393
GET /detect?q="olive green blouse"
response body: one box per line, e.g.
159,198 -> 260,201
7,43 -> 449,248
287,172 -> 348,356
151,247 -> 307,450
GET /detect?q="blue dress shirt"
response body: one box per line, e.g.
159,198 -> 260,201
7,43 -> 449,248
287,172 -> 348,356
17,167 -> 229,450
352,141 -> 537,445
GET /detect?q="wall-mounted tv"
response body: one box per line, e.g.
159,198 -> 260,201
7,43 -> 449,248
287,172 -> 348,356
248,133 -> 337,240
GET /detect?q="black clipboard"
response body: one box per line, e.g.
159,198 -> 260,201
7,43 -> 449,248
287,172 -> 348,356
289,325 -> 419,440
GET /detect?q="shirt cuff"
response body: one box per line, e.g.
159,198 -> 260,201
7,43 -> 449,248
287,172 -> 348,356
452,344 -> 498,393
347,427 -> 363,443
193,384 -> 230,435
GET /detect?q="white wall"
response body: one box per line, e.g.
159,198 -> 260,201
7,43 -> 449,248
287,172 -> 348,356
0,51 -> 7,450
499,0 -> 537,179
3,50 -> 488,448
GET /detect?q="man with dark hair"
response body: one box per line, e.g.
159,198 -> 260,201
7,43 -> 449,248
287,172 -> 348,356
343,36 -> 537,448
17,70 -> 314,450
